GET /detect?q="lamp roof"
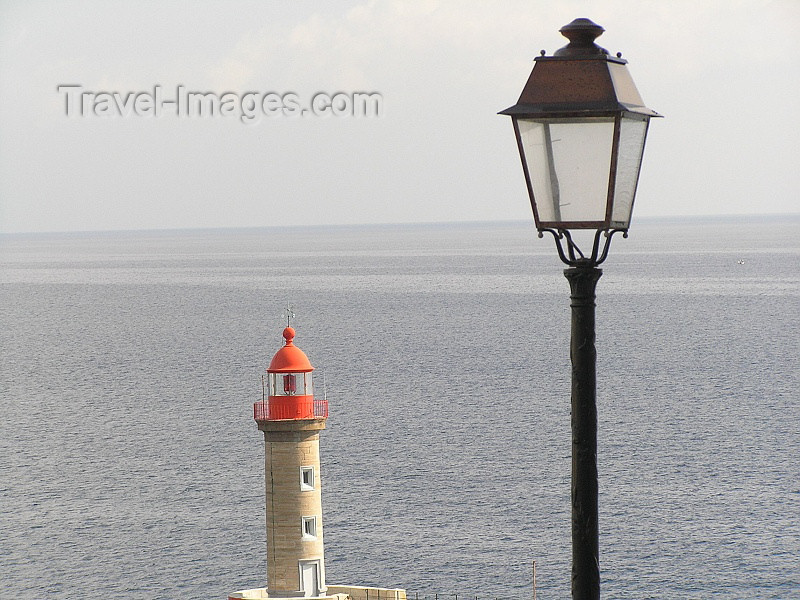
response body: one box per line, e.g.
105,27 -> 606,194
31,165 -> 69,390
267,327 -> 314,373
500,18 -> 660,118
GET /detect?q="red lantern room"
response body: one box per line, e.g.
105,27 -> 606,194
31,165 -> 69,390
254,327 -> 328,422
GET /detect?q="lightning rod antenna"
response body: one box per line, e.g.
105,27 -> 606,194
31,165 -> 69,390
284,302 -> 295,328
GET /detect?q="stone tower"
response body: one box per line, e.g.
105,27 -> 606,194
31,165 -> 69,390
254,326 -> 328,597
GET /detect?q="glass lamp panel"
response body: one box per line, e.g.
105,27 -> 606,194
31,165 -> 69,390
516,120 -> 554,222
518,118 -> 615,225
610,115 -> 649,228
269,372 -> 313,396
269,373 -> 278,396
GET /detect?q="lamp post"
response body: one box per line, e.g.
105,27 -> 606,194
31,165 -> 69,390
500,18 -> 660,600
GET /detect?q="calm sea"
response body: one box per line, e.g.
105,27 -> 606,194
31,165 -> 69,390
1,217 -> 798,599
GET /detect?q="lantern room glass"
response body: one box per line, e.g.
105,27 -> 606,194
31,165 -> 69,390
269,372 -> 313,396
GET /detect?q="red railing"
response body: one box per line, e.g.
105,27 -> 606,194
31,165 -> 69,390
315,399 -> 329,418
253,399 -> 328,421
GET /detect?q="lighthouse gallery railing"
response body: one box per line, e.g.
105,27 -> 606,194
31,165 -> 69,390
253,399 -> 328,421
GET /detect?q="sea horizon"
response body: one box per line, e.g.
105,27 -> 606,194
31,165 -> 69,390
2,211 -> 799,238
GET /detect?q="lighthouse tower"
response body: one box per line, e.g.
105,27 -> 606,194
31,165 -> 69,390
228,325 -> 407,600
255,326 -> 329,597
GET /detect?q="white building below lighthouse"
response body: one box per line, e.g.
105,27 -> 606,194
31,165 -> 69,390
228,326 -> 407,600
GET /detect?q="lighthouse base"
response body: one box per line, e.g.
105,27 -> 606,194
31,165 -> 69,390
228,585 -> 406,600
227,590 -> 345,600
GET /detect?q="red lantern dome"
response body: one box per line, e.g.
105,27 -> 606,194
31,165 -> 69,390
268,327 -> 314,373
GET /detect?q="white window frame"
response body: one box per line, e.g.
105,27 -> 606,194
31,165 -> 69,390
300,466 -> 315,491
301,515 -> 317,540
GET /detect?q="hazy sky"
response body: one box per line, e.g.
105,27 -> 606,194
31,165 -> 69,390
1,0 -> 798,233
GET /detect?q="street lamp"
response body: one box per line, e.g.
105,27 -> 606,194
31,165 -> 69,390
500,18 -> 660,600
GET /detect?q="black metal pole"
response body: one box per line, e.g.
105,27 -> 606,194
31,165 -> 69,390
564,263 -> 601,600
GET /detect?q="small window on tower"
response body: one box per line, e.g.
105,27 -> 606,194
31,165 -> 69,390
301,516 -> 317,539
300,466 -> 315,491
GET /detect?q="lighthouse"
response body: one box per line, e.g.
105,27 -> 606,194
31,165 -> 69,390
256,326 -> 328,597
228,325 -> 406,600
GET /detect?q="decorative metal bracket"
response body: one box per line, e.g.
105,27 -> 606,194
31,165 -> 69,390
538,228 -> 627,267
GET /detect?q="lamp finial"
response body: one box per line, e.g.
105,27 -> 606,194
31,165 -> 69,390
554,18 -> 608,57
